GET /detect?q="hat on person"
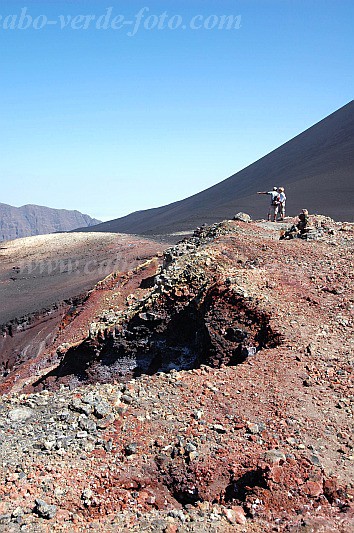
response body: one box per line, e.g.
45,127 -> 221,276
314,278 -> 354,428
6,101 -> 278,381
273,186 -> 278,191
279,187 -> 284,192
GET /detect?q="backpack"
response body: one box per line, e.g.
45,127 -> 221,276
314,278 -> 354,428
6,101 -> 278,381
272,193 -> 280,206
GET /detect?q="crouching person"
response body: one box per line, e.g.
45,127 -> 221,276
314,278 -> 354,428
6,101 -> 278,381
281,209 -> 310,239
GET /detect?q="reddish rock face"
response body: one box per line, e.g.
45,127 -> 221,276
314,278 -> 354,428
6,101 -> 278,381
32,280 -> 281,391
0,217 -> 353,531
0,232 -> 165,392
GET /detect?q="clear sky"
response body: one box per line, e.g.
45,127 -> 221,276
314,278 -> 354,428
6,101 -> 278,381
0,0 -> 353,221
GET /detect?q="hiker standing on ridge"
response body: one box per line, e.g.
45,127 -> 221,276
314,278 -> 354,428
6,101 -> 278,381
257,187 -> 280,221
278,187 -> 286,220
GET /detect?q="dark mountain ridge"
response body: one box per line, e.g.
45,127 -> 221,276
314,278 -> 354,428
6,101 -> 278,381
0,203 -> 101,241
77,100 -> 354,236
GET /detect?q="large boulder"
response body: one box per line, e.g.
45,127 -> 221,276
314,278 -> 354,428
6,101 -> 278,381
233,212 -> 251,222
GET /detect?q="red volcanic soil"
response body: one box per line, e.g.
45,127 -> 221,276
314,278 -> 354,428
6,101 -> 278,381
0,216 -> 353,531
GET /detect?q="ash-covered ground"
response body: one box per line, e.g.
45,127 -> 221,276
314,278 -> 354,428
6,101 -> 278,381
0,216 -> 353,532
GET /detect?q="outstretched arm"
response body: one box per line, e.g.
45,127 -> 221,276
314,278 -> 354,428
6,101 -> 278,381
257,192 -> 267,195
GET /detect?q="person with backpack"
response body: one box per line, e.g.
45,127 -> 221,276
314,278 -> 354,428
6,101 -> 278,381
278,187 -> 286,220
257,187 -> 280,221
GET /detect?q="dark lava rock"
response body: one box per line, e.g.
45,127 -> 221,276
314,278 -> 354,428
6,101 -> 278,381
125,442 -> 138,456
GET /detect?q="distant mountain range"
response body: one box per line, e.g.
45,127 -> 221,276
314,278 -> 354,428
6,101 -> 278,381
76,100 -> 354,237
0,203 -> 101,242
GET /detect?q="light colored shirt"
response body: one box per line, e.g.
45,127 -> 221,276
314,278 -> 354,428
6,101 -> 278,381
267,191 -> 279,205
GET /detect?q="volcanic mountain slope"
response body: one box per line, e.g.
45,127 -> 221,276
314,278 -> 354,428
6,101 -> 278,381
0,203 -> 101,241
77,101 -> 354,238
0,216 -> 353,531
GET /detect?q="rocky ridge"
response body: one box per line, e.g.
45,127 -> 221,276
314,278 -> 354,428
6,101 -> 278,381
0,216 -> 353,531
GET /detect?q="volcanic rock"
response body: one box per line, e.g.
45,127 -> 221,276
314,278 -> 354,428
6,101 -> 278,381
0,216 -> 353,531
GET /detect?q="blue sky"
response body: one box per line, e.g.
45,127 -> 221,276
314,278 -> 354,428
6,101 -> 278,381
0,0 -> 353,221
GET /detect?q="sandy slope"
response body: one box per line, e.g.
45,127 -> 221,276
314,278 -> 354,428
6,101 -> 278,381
0,232 -> 165,325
